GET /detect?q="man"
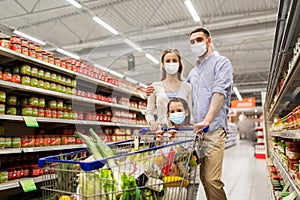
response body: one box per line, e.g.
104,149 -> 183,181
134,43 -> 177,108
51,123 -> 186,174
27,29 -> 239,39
187,27 -> 233,200
146,27 -> 233,199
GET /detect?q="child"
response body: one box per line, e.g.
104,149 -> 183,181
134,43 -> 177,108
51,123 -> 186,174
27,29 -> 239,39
156,97 -> 199,200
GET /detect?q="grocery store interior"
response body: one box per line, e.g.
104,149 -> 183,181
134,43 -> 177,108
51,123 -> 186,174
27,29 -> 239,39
0,0 -> 299,199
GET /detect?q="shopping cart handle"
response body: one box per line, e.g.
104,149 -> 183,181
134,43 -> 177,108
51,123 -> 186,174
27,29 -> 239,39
203,126 -> 209,133
139,127 -> 151,134
162,126 -> 209,133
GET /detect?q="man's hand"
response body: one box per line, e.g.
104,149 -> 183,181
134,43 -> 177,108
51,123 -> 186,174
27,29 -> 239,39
194,121 -> 210,134
146,85 -> 155,96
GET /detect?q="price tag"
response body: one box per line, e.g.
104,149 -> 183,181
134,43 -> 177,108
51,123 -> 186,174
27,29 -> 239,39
23,116 -> 39,127
19,179 -> 37,192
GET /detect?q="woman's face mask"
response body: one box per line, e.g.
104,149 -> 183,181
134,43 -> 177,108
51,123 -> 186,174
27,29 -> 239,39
164,62 -> 179,75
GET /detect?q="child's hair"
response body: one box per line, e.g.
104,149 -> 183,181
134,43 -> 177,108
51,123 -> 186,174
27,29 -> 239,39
167,97 -> 191,126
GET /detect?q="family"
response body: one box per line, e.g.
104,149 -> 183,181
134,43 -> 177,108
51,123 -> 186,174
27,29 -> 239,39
145,27 -> 234,200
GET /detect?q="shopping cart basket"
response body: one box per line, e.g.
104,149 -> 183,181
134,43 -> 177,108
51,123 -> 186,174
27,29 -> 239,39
38,127 -> 208,200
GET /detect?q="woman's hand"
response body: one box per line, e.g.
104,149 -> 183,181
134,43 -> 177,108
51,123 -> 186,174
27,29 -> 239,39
149,120 -> 158,132
156,130 -> 164,142
146,85 -> 155,96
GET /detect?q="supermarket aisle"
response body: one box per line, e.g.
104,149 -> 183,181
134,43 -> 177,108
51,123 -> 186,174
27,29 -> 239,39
197,140 -> 271,200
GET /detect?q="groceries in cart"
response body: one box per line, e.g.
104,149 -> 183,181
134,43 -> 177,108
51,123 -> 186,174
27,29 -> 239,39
38,127 -> 207,200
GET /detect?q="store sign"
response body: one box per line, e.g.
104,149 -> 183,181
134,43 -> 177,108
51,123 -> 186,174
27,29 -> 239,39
231,97 -> 256,108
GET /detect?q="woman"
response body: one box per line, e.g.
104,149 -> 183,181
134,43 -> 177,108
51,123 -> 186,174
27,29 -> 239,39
145,49 -> 192,131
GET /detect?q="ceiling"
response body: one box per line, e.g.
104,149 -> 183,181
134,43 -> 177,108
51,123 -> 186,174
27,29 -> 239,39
0,0 -> 279,108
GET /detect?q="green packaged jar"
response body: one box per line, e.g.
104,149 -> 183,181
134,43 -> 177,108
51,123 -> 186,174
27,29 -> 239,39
32,107 -> 38,117
20,64 -> 31,75
5,137 -> 11,148
50,72 -> 57,82
6,106 -> 16,115
56,75 -> 62,83
66,87 -> 71,94
63,110 -> 69,119
71,79 -> 76,87
61,86 -> 66,94
57,100 -> 63,110
56,84 -> 62,92
21,75 -> 30,85
21,98 -> 28,106
12,66 -> 20,74
22,106 -> 32,116
44,81 -> 50,90
66,78 -> 71,86
38,98 -> 45,108
50,82 -> 56,91
48,100 -> 57,109
30,77 -> 38,87
0,91 -> 5,102
71,88 -> 76,95
0,137 -> 5,148
28,97 -> 38,106
61,76 -> 66,85
0,104 -> 5,114
11,137 -> 21,148
38,79 -> 44,88
38,68 -> 44,78
66,104 -> 72,110
44,71 -> 51,80
31,67 -> 38,77
7,96 -> 17,106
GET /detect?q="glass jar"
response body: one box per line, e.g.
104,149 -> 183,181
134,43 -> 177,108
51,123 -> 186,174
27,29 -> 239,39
21,75 -> 30,85
31,67 -> 38,77
7,95 -> 17,106
20,64 -> 31,75
3,68 -> 12,82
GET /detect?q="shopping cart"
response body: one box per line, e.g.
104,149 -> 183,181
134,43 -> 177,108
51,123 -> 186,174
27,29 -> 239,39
38,127 -> 208,200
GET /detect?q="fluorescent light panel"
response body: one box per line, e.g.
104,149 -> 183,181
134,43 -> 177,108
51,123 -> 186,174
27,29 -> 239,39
124,39 -> 143,52
66,0 -> 81,8
145,53 -> 159,64
92,16 -> 119,35
13,30 -> 46,45
56,48 -> 80,60
184,0 -> 200,22
233,86 -> 243,101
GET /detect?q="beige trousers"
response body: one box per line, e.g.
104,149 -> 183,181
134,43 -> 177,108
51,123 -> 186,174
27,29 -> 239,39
199,128 -> 227,200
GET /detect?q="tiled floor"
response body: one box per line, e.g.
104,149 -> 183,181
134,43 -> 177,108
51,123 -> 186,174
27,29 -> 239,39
197,140 -> 271,200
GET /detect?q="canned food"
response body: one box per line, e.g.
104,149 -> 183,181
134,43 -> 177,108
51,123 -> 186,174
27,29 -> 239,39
21,75 -> 30,85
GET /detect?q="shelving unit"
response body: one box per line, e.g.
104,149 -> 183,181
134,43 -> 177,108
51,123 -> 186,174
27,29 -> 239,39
0,35 -> 147,195
271,150 -> 300,200
225,122 -> 238,149
0,174 -> 56,191
254,127 -> 266,159
264,0 -> 300,199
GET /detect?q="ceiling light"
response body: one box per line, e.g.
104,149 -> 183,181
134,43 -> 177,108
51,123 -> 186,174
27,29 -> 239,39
145,53 -> 159,64
124,39 -> 143,52
65,0 -> 81,8
13,30 -> 46,45
92,16 -> 118,35
184,0 -> 200,22
125,77 -> 138,85
233,86 -> 243,101
56,48 -> 80,60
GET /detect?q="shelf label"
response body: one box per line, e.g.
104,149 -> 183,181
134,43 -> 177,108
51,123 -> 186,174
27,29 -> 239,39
23,116 -> 39,127
19,179 -> 37,192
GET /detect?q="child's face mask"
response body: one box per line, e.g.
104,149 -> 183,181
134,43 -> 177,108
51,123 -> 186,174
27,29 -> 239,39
169,112 -> 185,124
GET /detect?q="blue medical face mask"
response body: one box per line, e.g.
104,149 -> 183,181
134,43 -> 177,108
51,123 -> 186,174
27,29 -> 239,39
169,112 -> 185,124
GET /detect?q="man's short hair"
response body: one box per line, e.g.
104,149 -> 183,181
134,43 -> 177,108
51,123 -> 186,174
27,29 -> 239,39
189,27 -> 211,37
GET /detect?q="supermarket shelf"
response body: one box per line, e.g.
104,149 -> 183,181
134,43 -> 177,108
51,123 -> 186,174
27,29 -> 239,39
272,130 -> 300,139
0,80 -> 146,113
0,47 -> 146,99
271,150 -> 300,198
268,51 -> 300,120
0,174 -> 56,191
0,114 -> 147,128
0,144 -> 87,155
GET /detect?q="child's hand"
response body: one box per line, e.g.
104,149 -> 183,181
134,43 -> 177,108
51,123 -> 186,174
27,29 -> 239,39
167,130 -> 177,140
156,130 -> 164,141
149,120 -> 158,132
